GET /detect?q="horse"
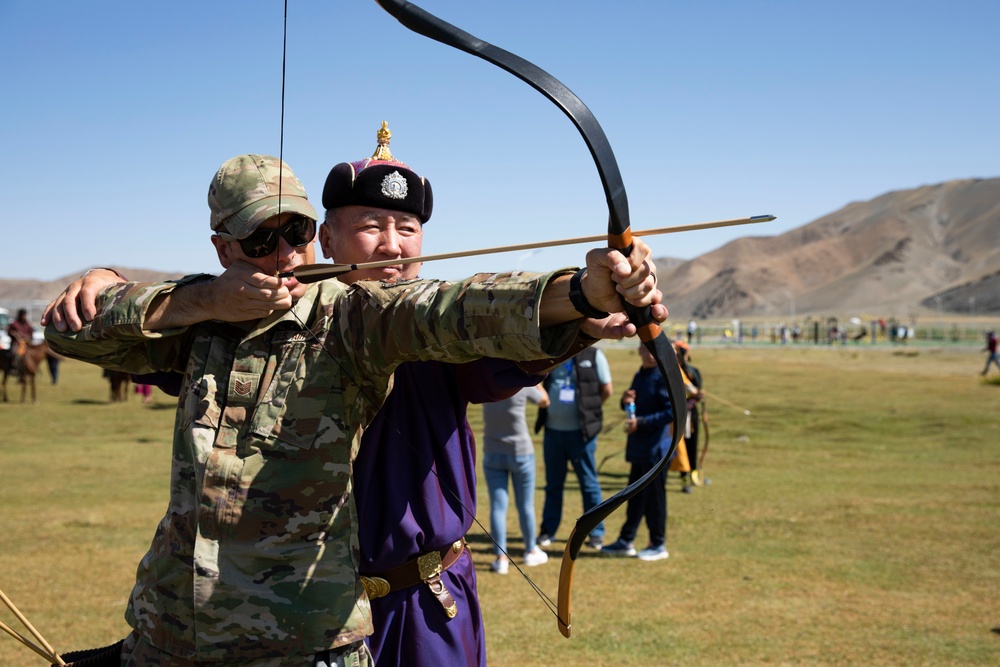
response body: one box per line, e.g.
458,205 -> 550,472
1,341 -> 51,404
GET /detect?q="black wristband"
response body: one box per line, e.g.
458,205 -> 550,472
568,268 -> 610,320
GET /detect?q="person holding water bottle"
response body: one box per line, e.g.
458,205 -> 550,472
601,343 -> 675,561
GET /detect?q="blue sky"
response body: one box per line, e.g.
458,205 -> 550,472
3,1 -> 998,282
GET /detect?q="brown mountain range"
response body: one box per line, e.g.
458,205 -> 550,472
655,177 -> 1000,319
4,178 -> 998,320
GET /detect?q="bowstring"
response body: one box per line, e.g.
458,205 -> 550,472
272,2 -> 559,621
276,0 -> 288,279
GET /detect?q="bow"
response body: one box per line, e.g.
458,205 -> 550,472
374,0 -> 689,638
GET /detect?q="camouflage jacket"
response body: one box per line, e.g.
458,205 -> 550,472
46,270 -> 579,661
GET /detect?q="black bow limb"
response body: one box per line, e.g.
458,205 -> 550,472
375,0 -> 688,638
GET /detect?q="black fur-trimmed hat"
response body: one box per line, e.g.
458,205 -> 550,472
322,121 -> 433,222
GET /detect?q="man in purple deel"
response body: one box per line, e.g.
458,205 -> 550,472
318,124 -> 547,666
319,123 -> 634,666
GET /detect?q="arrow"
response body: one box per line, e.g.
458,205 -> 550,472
702,389 -> 752,416
0,587 -> 65,665
281,214 -> 775,283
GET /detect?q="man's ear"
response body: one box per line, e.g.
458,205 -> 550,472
318,222 -> 333,259
210,234 -> 235,268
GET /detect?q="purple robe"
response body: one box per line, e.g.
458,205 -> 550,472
353,358 -> 540,667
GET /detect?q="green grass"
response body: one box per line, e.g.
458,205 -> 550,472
2,347 -> 998,665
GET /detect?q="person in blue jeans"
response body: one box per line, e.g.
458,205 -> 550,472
535,347 -> 612,551
482,384 -> 551,574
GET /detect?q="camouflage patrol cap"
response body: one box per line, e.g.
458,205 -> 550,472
208,154 -> 318,238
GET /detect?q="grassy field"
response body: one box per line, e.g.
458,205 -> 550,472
1,346 -> 998,665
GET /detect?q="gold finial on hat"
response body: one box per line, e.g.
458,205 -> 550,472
372,121 -> 394,161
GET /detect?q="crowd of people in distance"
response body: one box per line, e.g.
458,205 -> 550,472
484,339 -> 705,568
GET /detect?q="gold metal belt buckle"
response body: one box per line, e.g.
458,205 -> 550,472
361,576 -> 390,600
417,550 -> 443,581
418,550 -> 458,619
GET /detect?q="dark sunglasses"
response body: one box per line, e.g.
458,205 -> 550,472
217,215 -> 316,258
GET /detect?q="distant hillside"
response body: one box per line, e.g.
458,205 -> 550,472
656,178 -> 1000,319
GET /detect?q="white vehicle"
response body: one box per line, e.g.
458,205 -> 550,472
0,307 -> 10,351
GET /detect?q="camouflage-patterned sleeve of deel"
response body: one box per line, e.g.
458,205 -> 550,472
337,268 -> 580,380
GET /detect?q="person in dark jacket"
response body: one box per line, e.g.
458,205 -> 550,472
982,330 -> 999,376
601,343 -> 674,561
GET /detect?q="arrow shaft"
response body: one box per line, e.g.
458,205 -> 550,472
0,588 -> 63,665
702,389 -> 752,415
287,214 -> 774,282
0,620 -> 54,663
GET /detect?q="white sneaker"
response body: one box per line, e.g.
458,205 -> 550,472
636,545 -> 669,561
490,557 -> 509,574
537,533 -> 552,547
523,547 -> 549,567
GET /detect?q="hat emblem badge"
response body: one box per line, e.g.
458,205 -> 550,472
381,171 -> 408,200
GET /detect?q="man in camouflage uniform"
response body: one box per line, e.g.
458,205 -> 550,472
44,153 -> 663,666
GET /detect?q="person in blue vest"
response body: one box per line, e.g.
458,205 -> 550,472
535,347 -> 612,550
